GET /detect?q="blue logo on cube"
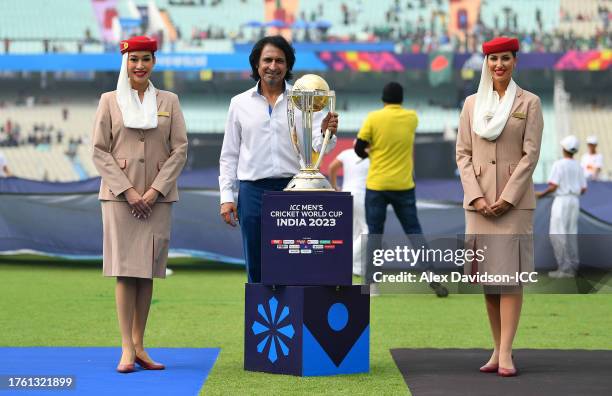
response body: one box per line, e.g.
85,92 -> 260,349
251,296 -> 295,363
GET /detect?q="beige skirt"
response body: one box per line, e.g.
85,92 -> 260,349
464,209 -> 534,286
101,201 -> 172,279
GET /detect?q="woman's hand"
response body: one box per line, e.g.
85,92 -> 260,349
472,197 -> 493,217
142,188 -> 160,208
124,188 -> 151,219
490,198 -> 512,216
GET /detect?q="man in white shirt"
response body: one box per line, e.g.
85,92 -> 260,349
328,142 -> 370,276
581,135 -> 604,181
0,151 -> 11,178
537,135 -> 587,278
218,36 -> 338,283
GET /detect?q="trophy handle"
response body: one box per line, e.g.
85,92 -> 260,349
287,98 -> 306,169
314,129 -> 331,170
291,126 -> 306,169
313,93 -> 335,170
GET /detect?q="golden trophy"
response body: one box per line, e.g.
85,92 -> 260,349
285,74 -> 336,191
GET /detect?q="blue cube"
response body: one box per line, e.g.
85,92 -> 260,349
244,283 -> 369,376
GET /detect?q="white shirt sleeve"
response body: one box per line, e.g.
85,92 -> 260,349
595,154 -> 604,169
580,154 -> 588,168
336,149 -> 349,164
219,100 -> 241,204
548,161 -> 560,185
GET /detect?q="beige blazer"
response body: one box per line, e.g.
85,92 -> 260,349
456,86 -> 543,210
92,89 -> 188,202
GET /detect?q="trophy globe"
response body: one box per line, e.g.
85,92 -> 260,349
285,74 -> 336,191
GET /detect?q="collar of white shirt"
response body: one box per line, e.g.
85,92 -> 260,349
250,81 -> 290,99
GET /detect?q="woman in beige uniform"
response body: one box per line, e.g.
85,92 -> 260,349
456,37 -> 543,377
92,36 -> 188,373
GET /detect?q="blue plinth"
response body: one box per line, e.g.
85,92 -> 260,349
244,284 -> 369,376
260,192 -> 353,286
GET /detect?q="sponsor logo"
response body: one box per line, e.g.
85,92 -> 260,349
271,240 -> 282,244
300,249 -> 312,254
289,249 -> 300,254
307,240 -> 319,244
289,244 -> 300,249
324,245 -> 335,249
283,240 -> 294,244
332,240 -> 343,244
277,245 -> 288,249
313,245 -> 324,250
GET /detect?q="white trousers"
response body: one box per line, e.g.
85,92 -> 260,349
350,190 -> 368,276
549,195 -> 580,273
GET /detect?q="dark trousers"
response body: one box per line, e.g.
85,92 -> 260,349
237,178 -> 292,283
365,188 -> 427,282
365,188 -> 423,235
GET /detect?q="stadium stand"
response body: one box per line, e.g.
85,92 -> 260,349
0,0 -> 100,41
0,0 -> 101,54
115,0 -> 261,51
479,0 -> 560,34
1,104 -> 94,144
0,0 -> 608,53
559,0 -> 611,38
296,0 -> 449,41
1,145 -> 79,182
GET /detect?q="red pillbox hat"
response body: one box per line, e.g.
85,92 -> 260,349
482,37 -> 519,55
120,36 -> 158,54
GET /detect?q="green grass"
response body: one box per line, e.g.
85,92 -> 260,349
1,258 -> 611,395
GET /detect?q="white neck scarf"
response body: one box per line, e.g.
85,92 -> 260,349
473,58 -> 517,141
116,53 -> 158,130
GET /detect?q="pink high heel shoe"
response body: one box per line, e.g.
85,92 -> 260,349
479,363 -> 499,373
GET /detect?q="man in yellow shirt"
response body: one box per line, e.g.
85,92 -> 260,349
355,82 -> 448,297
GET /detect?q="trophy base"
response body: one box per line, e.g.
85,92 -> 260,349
284,169 -> 335,192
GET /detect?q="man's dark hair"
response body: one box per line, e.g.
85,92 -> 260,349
381,82 -> 403,104
249,36 -> 295,82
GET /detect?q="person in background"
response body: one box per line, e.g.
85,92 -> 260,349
328,140 -> 370,276
92,36 -> 188,374
581,135 -> 603,181
537,135 -> 587,278
355,81 -> 448,298
0,150 -> 12,177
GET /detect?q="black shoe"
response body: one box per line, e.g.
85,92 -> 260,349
429,281 -> 449,298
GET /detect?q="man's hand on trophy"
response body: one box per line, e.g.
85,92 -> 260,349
220,202 -> 239,226
321,112 -> 339,135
